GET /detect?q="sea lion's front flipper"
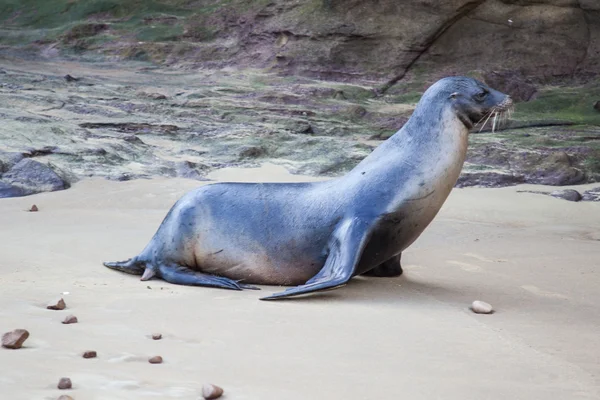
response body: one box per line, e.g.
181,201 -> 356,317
260,217 -> 373,301
157,264 -> 258,290
361,253 -> 403,277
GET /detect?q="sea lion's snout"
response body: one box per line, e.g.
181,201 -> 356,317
480,86 -> 512,112
494,95 -> 514,112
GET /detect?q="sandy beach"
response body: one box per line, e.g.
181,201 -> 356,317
1,164 -> 599,400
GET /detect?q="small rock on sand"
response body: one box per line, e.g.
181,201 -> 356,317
151,333 -> 162,340
57,377 -> 72,389
29,204 -> 38,212
2,329 -> 30,349
471,300 -> 494,314
62,315 -> 78,324
202,383 -> 224,399
148,355 -> 163,364
47,298 -> 66,310
82,350 -> 97,359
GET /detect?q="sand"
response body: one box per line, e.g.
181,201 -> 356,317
1,163 -> 599,400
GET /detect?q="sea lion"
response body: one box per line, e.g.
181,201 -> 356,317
104,76 -> 512,300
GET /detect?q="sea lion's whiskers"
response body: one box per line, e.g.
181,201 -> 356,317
478,107 -> 496,132
476,108 -> 494,125
499,105 -> 514,130
492,112 -> 499,133
501,111 -> 507,129
476,111 -> 492,132
503,107 -> 511,128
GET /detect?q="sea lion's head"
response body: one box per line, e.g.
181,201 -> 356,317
423,77 -> 513,131
448,77 -> 513,130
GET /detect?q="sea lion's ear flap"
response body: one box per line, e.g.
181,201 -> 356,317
449,92 -> 459,99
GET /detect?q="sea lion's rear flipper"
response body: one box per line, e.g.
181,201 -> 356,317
361,253 -> 403,277
103,258 -> 145,275
157,264 -> 259,291
260,217 -> 373,301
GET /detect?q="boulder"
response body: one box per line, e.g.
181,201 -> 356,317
0,181 -> 25,198
1,159 -> 68,197
550,189 -> 582,201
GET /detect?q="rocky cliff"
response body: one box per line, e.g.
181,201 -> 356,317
2,0 -> 599,87
210,0 -> 600,87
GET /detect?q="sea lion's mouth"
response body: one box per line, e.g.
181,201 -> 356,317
474,96 -> 514,133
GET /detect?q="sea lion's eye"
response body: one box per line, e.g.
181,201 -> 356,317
474,91 -> 488,101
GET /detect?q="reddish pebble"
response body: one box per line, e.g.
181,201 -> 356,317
47,298 -> 66,310
2,329 -> 29,349
62,315 -> 78,324
82,350 -> 97,358
151,333 -> 162,340
148,355 -> 163,364
29,205 -> 38,212
57,377 -> 72,389
202,383 -> 224,399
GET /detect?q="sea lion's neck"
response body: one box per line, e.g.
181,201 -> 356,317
337,103 -> 469,213
353,104 -> 469,175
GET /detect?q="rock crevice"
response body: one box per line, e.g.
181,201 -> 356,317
379,0 -> 488,94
